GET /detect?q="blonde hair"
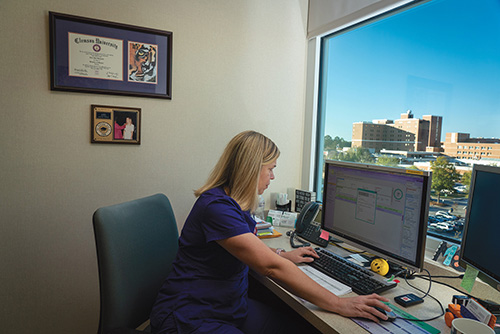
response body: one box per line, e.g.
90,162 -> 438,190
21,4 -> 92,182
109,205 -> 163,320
195,130 -> 280,211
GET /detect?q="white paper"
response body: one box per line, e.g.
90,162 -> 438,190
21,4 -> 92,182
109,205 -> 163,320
299,266 -> 352,296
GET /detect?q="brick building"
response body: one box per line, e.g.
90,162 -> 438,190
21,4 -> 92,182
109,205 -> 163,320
442,133 -> 500,160
351,111 -> 442,152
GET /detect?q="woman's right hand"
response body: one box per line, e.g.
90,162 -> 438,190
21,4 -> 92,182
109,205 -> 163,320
333,294 -> 391,323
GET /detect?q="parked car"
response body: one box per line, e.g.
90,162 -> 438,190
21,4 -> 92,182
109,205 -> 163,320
435,211 -> 457,220
429,222 -> 453,232
428,216 -> 446,224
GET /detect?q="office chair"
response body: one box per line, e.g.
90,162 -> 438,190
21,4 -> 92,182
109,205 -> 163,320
93,193 -> 179,334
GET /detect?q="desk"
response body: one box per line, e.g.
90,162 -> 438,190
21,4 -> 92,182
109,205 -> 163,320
254,227 -> 500,334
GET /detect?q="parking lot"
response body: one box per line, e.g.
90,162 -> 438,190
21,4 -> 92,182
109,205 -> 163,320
427,196 -> 468,241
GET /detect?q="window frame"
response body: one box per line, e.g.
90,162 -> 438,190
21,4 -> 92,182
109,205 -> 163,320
302,0 -> 473,248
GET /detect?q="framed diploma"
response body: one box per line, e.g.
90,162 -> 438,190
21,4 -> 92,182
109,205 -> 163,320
50,12 -> 172,99
91,105 -> 141,144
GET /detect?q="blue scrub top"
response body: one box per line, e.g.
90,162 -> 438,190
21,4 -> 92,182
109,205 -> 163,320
150,186 -> 257,333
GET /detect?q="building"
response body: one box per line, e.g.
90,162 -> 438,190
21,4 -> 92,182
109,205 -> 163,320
443,133 -> 500,160
351,110 -> 442,153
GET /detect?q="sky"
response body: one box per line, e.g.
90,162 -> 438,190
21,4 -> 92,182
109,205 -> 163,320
322,0 -> 500,141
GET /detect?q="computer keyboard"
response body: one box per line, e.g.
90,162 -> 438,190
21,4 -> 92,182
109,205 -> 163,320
308,248 -> 397,295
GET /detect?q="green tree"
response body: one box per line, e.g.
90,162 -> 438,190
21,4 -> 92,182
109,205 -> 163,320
461,171 -> 472,192
324,135 -> 335,150
376,156 -> 400,167
324,135 -> 351,150
430,156 -> 459,202
340,147 -> 375,163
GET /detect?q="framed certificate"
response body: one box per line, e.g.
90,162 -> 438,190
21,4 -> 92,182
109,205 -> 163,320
49,12 -> 172,99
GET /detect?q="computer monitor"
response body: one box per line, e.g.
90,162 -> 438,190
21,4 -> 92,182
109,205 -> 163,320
459,164 -> 500,293
321,160 -> 431,272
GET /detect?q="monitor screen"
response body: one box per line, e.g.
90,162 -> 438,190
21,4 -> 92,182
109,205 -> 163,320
459,164 -> 500,293
321,160 -> 431,272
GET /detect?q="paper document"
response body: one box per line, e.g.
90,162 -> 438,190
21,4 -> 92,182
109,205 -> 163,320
299,266 -> 352,296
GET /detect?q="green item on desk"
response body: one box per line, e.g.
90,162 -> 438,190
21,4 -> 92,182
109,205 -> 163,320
461,265 -> 479,293
385,302 -> 441,334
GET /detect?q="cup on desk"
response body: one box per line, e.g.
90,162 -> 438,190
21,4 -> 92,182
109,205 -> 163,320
451,318 -> 494,334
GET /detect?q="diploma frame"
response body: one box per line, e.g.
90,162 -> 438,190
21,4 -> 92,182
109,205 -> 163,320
50,12 -> 172,99
91,104 -> 141,144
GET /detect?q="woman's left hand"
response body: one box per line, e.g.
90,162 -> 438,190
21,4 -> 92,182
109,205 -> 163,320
280,247 -> 319,264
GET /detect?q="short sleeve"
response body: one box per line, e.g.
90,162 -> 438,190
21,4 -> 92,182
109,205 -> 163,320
202,198 -> 253,243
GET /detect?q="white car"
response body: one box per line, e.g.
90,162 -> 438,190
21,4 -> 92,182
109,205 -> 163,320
454,185 -> 467,193
435,211 -> 457,220
430,222 -> 453,231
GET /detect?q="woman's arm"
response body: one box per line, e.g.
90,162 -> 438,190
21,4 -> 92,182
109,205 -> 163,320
217,233 -> 391,322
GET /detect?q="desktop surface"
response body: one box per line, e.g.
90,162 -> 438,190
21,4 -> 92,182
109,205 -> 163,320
254,227 -> 499,334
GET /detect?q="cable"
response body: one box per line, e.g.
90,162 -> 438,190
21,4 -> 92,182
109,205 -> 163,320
392,269 -> 446,322
415,274 -> 464,279
414,273 -> 475,299
414,272 -> 500,316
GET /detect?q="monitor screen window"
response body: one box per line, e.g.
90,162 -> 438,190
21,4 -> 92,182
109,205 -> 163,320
321,160 -> 431,271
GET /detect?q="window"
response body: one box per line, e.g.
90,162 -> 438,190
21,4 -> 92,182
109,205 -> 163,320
314,0 -> 500,243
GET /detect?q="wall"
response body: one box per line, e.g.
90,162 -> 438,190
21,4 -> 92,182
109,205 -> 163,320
0,0 -> 308,332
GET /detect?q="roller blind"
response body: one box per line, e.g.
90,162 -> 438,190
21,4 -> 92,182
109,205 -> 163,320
307,0 -> 416,39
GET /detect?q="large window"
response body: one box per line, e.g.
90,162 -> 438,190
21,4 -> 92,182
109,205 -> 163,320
315,0 -> 500,243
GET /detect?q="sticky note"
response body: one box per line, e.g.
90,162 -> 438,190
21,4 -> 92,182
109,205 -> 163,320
461,265 -> 479,293
320,230 -> 329,240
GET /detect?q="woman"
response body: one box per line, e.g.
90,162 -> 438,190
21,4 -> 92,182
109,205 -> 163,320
123,117 -> 135,140
150,130 -> 390,333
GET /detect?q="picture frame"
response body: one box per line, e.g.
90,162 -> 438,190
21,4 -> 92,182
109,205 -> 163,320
91,105 -> 141,144
50,12 -> 172,99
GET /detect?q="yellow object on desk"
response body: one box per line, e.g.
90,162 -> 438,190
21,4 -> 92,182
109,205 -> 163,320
257,227 -> 282,239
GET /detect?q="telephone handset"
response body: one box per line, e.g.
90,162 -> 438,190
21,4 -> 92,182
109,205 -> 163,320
290,201 -> 329,248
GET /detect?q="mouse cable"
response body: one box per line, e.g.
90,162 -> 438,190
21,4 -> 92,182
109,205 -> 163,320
392,268 -> 446,322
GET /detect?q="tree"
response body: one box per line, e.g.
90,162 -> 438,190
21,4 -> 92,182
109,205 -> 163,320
324,135 -> 335,150
376,156 -> 400,167
339,147 -> 375,163
324,135 -> 351,150
461,171 -> 472,192
430,156 -> 459,202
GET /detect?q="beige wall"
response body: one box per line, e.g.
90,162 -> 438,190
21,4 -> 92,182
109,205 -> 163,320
0,0 -> 308,332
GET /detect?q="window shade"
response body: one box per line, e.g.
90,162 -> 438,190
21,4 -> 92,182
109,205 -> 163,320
307,0 -> 416,39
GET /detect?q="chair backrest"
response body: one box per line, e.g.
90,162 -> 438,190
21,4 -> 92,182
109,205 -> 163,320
93,193 -> 179,333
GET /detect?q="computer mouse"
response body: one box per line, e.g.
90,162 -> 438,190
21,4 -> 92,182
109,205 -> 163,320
373,306 -> 397,322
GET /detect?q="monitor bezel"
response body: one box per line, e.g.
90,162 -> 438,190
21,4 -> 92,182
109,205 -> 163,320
459,164 -> 500,292
321,160 -> 431,272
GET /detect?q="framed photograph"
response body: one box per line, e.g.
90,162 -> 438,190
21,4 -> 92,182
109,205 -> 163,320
50,12 -> 172,99
91,105 -> 141,144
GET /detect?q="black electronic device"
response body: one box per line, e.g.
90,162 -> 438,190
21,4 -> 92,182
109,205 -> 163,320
394,293 -> 424,307
459,164 -> 500,294
293,201 -> 329,248
321,160 -> 431,273
308,248 -> 397,295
